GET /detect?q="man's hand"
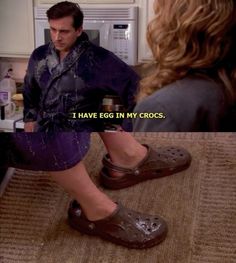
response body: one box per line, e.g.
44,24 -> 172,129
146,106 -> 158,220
24,122 -> 37,132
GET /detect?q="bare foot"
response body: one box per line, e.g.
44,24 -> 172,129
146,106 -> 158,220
108,145 -> 148,178
81,200 -> 117,221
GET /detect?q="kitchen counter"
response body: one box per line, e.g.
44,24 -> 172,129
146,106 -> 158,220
0,112 -> 24,131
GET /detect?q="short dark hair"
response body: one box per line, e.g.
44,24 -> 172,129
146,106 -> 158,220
46,1 -> 84,29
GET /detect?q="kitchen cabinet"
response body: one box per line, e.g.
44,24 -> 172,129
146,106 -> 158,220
35,0 -> 135,4
0,0 -> 34,58
138,0 -> 155,62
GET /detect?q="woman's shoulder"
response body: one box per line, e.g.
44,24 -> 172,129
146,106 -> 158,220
175,75 -> 224,94
134,75 -> 228,132
139,75 -> 225,106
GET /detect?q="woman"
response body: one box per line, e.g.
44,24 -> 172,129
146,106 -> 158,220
0,132 -> 191,249
134,0 -> 236,132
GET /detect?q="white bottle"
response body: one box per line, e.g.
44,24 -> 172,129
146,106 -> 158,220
0,68 -> 17,97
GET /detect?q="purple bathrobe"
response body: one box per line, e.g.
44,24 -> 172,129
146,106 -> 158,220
0,133 -> 90,171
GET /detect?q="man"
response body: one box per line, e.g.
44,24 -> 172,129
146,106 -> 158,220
23,1 -> 139,132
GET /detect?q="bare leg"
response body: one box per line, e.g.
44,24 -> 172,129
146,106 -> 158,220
49,161 -> 116,221
99,132 -> 147,177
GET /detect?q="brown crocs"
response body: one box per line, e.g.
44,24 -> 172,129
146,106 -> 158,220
68,201 -> 167,249
100,145 -> 191,189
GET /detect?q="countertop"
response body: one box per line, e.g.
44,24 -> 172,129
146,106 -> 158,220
0,112 -> 24,131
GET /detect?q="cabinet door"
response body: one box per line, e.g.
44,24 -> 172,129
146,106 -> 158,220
138,0 -> 154,62
0,0 -> 34,57
36,0 -> 135,4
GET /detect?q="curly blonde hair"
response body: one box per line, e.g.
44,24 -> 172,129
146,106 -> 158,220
138,0 -> 236,102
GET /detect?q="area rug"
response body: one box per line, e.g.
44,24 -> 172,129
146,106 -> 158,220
0,133 -> 235,263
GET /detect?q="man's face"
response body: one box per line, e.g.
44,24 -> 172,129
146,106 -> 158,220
49,16 -> 82,53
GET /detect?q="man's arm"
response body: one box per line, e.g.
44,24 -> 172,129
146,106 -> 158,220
23,52 -> 41,128
103,55 -> 140,131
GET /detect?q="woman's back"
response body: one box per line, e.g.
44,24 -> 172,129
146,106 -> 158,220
134,76 -> 235,131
